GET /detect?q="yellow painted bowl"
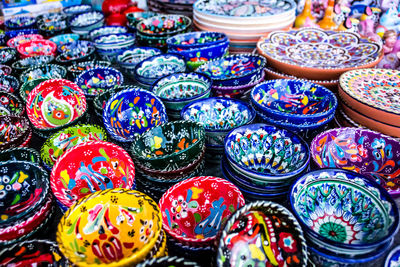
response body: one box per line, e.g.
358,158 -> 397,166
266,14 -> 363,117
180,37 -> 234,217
56,189 -> 162,266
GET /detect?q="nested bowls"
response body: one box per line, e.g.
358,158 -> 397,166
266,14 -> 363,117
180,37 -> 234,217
0,75 -> 20,94
12,55 -> 54,73
0,92 -> 24,116
0,116 -> 30,150
20,64 -> 67,83
116,47 -> 162,75
17,39 -> 57,59
159,176 -> 245,246
216,201 -> 308,267
103,87 -> 168,143
57,189 -> 162,266
131,120 -> 205,171
0,47 -> 17,65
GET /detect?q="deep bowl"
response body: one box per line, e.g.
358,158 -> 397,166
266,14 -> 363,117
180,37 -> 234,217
12,55 -> 54,73
0,92 -> 24,116
0,75 -> 20,94
49,33 -> 80,47
19,64 -> 67,83
167,31 -> 228,50
0,47 -> 17,65
0,116 -> 30,150
136,14 -> 192,37
17,39 -> 57,58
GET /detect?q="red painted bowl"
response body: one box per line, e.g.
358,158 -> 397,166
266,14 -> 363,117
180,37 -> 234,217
17,39 -> 57,58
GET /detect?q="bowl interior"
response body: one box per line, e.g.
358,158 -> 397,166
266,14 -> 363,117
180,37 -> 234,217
18,40 -> 56,56
0,92 -> 24,116
20,64 -> 66,83
49,33 -> 80,46
117,47 -> 161,66
7,34 -> 43,48
137,15 -> 191,35
76,67 -> 123,96
135,54 -> 186,80
168,31 -> 226,47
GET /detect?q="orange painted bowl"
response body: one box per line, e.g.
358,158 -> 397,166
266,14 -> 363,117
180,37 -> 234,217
257,28 -> 383,80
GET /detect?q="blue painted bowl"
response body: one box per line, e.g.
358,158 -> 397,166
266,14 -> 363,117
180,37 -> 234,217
67,60 -> 112,79
195,54 -> 266,87
251,79 -> 337,124
75,67 -> 124,98
167,31 -> 228,50
290,169 -> 399,256
125,11 -> 158,26
49,33 -> 80,47
96,46 -> 134,63
5,29 -> 39,39
69,11 -> 104,32
5,16 -> 36,30
0,75 -> 20,94
385,244 -> 400,267
89,26 -> 128,41
57,40 -> 95,54
116,47 -> 162,75
0,48 -> 17,65
63,4 -> 92,17
224,123 -> 310,181
103,87 -> 168,142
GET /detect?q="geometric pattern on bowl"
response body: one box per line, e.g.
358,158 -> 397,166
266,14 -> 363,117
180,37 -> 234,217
103,87 -> 168,142
311,127 -> 400,196
50,141 -> 135,208
25,79 -> 87,130
75,67 -> 124,97
251,79 -> 337,124
19,64 -> 67,83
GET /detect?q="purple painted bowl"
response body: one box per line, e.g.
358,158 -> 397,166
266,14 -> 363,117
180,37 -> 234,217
311,127 -> 400,197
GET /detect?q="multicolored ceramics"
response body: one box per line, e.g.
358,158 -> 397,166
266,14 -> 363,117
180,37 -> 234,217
0,75 -> 20,94
167,31 -> 228,50
19,78 -> 48,103
137,256 -> 200,267
49,33 -> 80,46
20,64 -> 67,83
57,189 -> 162,266
257,28 -> 383,80
216,201 -> 308,267
117,47 -> 162,75
0,47 -> 17,65
385,245 -> 400,267
137,14 -> 192,36
0,147 -> 40,164
12,55 -> 54,73
89,26 -> 127,41
159,176 -> 245,246
17,39 -> 57,59
55,42 -> 96,65
0,116 -> 30,150
5,16 -> 36,30
50,141 -> 135,208
0,92 -> 24,116
6,33 -> 43,48
67,60 -> 112,79
103,87 -> 168,143
25,79 -> 87,131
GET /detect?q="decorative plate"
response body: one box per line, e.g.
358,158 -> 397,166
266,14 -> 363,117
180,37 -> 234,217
0,116 -> 30,150
0,48 -> 17,65
0,75 -> 20,94
385,245 -> 400,267
257,28 -> 383,80
20,64 -> 67,83
75,67 -> 124,97
12,55 -> 54,72
41,124 -> 107,168
0,92 -> 24,116
103,87 -> 168,142
17,39 -> 57,58
6,34 -> 43,48
159,176 -> 245,246
25,79 -> 87,130
0,147 -> 40,164
57,189 -> 161,266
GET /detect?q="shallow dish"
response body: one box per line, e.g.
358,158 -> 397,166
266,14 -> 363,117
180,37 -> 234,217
20,64 -> 66,83
17,39 -> 57,58
0,75 -> 20,94
75,67 -> 124,97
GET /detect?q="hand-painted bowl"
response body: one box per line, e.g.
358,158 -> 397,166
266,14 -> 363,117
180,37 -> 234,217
195,54 -> 266,87
36,12 -> 67,25
216,201 -> 308,267
131,120 -> 205,171
159,176 -> 245,246
96,46 -> 135,64
134,53 -> 186,86
136,32 -> 171,50
5,16 -> 36,30
75,67 -> 124,98
49,33 -> 80,47
125,11 -> 158,26
94,33 -> 135,50
19,78 -> 48,103
290,169 -> 399,255
0,147 -> 40,164
37,19 -> 68,37
55,45 -> 96,65
385,244 -> 400,267
0,65 -> 12,76
51,141 -> 135,208
20,64 -> 67,83
0,116 -> 30,150
41,124 -> 107,168
224,123 -> 310,180
103,87 -> 168,143
181,97 -> 255,147
5,29 -> 39,40
25,79 -> 87,131
6,33 -> 43,48
251,79 -> 338,124
311,127 -> 400,197
116,47 -> 162,75
69,11 -> 105,31
89,25 -> 128,41
0,75 -> 20,94
17,39 -> 57,59
167,31 -> 228,50
12,55 -> 54,73
57,40 -> 94,54
57,189 -> 162,266
63,4 -> 93,17
93,85 -> 130,119
137,256 -> 200,267
136,15 -> 192,37
0,47 -> 17,65
0,92 -> 24,116
67,60 -> 112,79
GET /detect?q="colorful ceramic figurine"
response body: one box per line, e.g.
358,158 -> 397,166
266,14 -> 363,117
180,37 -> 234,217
334,4 -> 351,28
318,0 -> 338,30
378,30 -> 400,69
379,2 -> 400,32
359,6 -> 381,41
295,0 -> 317,28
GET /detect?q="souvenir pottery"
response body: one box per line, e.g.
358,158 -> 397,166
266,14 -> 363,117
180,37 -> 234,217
69,11 -> 105,30
385,245 -> 400,267
0,65 -> 12,76
136,14 -> 192,37
250,79 -> 338,125
0,48 -> 17,65
68,61 -> 112,80
131,120 -> 205,171
137,256 -> 201,267
20,64 -> 67,83
0,75 -> 20,94
167,31 -> 228,50
125,11 -> 158,26
5,29 -> 39,40
116,47 -> 162,76
93,85 -> 129,120
63,4 -> 93,18
103,87 -> 168,143
41,124 -> 108,169
37,19 -> 68,38
0,92 -> 24,117
0,147 -> 40,164
12,55 -> 54,73
89,26 -> 128,41
75,67 -> 124,98
51,141 -> 135,208
17,39 -> 57,59
159,176 -> 245,246
93,33 -> 135,50
216,201 -> 308,267
257,28 -> 383,80
19,78 -> 48,103
0,116 -> 30,150
195,54 -> 266,87
49,33 -> 80,47
36,12 -> 68,26
55,45 -> 96,65
57,189 -> 162,266
5,16 -> 36,30
6,34 -> 43,48
290,169 -> 399,256
25,79 -> 87,132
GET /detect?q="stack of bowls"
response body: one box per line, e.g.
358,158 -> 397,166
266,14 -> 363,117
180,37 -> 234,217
181,97 -> 255,161
250,79 -> 338,141
94,33 -> 135,63
152,72 -> 212,119
193,0 -> 296,53
158,176 -> 245,262
69,11 -> 105,38
290,169 -> 399,265
223,123 -> 310,201
130,121 -> 205,201
36,12 -> 68,37
117,47 -> 162,76
195,54 -> 266,98
167,31 -> 229,70
338,68 -> 400,138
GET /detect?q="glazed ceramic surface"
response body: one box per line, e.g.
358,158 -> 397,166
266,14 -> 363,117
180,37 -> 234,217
12,55 -> 54,72
75,67 -> 124,97
117,47 -> 162,69
5,16 -> 36,30
49,33 -> 80,46
68,60 -> 112,79
25,79 -> 87,130
217,201 -> 307,267
20,64 -> 67,83
19,78 -> 48,103
137,15 -> 192,36
41,124 -> 107,168
51,141 -> 135,208
0,116 -> 30,150
159,176 -> 245,245
385,245 -> 400,267
94,33 -> 135,49
0,92 -> 24,116
0,48 -> 17,65
137,256 -> 200,267
70,11 -> 104,28
167,31 -> 228,50
0,76 -> 20,94
103,87 -> 168,142
6,34 -> 43,48
57,189 -> 161,266
63,4 -> 92,16
0,147 -> 40,164
89,26 -> 127,41
17,39 -> 57,58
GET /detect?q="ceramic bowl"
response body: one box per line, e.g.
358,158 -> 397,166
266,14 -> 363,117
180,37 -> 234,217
0,147 -> 40,164
93,85 -> 129,119
167,31 -> 228,50
6,34 -> 43,48
5,16 -> 36,30
94,33 -> 135,50
19,64 -> 67,83
51,141 -> 135,208
0,75 -> 20,94
251,79 -> 338,124
12,55 -> 54,73
75,67 -> 124,98
36,12 -> 67,25
103,87 -> 168,143
136,15 -> 192,37
131,120 -> 205,171
126,11 -> 158,25
0,92 -> 24,116
19,78 -> 48,103
385,244 -> 400,267
25,79 -> 87,131
69,11 -> 105,31
257,28 -> 383,80
57,189 -> 162,266
55,45 -> 96,65
159,176 -> 245,246
89,25 -> 128,41
181,97 -> 255,147
136,32 -> 171,50
0,116 -> 30,150
0,65 -> 12,76
311,127 -> 400,196
63,4 -> 92,17
49,33 -> 80,47
134,53 -> 186,86
224,123 -> 310,180
17,39 -> 57,59
216,201 -> 307,267
0,48 -> 17,65
137,256 -> 200,267
96,46 -> 135,64
5,29 -> 39,39
67,61 -> 111,80
41,124 -> 108,168
37,19 -> 68,37
290,169 -> 399,255
195,54 -> 266,87
116,47 -> 162,75
57,40 -> 95,54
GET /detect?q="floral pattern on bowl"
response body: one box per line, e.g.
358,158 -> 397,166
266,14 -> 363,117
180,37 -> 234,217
167,31 -> 228,50
49,33 -> 79,47
12,55 -> 54,72
0,92 -> 24,116
5,16 -> 36,30
17,39 -> 57,58
0,76 -> 20,94
75,67 -> 124,97
6,34 -> 43,48
20,64 -> 67,83
0,116 -> 30,150
137,15 -> 192,36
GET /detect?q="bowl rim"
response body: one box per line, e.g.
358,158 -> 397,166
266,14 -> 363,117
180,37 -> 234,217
134,53 -> 187,80
384,244 -> 400,267
6,33 -> 44,48
166,31 -> 228,48
12,55 -> 54,70
136,14 -> 192,37
116,46 -> 162,66
75,66 -> 124,96
0,147 -> 40,164
93,32 -> 136,46
16,39 -> 57,57
88,25 -> 128,40
62,4 -> 92,14
0,75 -> 20,94
0,91 -> 25,116
19,64 -> 67,83
69,10 -> 105,29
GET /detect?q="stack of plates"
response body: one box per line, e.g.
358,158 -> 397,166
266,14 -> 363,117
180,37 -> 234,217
193,0 -> 296,53
148,0 -> 195,16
